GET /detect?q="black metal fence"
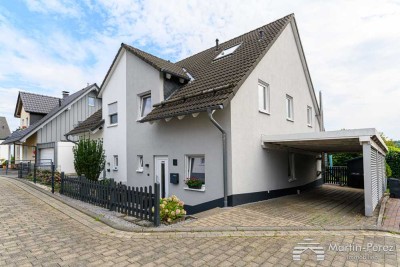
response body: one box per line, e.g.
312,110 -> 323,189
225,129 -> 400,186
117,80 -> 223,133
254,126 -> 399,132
60,174 -> 160,226
324,166 -> 348,186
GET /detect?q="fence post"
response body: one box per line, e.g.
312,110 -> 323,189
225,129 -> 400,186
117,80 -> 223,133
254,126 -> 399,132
60,172 -> 65,194
109,180 -> 115,211
33,164 -> 37,184
51,164 -> 55,194
79,176 -> 83,201
154,183 -> 160,227
5,160 -> 8,175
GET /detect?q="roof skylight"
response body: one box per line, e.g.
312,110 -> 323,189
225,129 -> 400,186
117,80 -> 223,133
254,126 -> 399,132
214,43 -> 241,60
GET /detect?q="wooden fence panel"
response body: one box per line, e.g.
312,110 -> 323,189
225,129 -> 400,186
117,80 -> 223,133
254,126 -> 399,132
60,174 -> 159,225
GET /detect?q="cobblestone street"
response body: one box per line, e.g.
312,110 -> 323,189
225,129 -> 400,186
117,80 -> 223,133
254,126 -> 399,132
1,176 -> 400,266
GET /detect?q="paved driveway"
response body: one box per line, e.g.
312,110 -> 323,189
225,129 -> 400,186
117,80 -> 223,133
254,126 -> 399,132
183,185 -> 378,228
0,177 -> 398,266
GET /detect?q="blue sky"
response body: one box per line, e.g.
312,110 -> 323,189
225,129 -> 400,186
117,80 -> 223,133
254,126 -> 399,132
0,0 -> 399,139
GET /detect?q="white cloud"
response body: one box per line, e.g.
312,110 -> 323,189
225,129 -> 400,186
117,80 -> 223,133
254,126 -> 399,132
23,0 -> 81,17
0,0 -> 399,139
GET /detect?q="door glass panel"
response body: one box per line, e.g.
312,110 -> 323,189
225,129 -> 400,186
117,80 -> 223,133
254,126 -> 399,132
161,162 -> 165,198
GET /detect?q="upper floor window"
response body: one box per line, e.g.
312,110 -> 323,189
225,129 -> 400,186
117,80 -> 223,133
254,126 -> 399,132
139,93 -> 152,118
258,80 -> 270,114
286,95 -> 294,121
307,106 -> 312,127
108,102 -> 118,125
88,97 -> 95,107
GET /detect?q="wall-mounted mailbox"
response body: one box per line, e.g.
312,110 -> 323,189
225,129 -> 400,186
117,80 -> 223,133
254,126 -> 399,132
170,173 -> 179,184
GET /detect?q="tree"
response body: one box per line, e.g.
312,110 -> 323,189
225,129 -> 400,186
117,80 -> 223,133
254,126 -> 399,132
73,138 -> 105,181
332,153 -> 361,166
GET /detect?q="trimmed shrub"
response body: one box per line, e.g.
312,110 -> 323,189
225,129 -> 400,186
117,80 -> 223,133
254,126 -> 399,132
387,146 -> 400,178
73,138 -> 105,181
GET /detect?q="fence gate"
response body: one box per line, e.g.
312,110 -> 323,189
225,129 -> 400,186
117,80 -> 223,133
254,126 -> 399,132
323,166 -> 348,186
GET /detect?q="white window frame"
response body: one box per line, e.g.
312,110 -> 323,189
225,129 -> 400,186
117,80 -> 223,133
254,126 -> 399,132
307,106 -> 312,127
88,97 -> 95,107
108,102 -> 118,126
113,155 -> 118,171
286,95 -> 294,121
138,92 -> 152,119
136,155 -> 144,173
258,80 -> 270,114
214,43 -> 242,60
185,155 -> 206,190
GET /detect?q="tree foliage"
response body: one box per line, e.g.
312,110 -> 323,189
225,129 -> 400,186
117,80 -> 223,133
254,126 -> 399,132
332,153 -> 361,166
386,146 -> 400,178
73,138 -> 106,181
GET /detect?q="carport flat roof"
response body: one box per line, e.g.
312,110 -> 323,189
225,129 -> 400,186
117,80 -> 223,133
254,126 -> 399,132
261,128 -> 388,153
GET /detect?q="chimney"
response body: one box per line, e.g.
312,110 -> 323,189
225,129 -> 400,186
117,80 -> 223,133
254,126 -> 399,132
62,91 -> 69,99
215,39 -> 219,51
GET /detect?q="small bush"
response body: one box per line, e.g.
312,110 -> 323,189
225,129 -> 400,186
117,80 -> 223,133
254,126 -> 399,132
159,195 -> 186,223
184,178 -> 203,188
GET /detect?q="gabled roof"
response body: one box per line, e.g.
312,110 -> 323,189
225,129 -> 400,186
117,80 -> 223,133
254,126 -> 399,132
3,84 -> 99,145
140,14 -> 295,122
122,44 -> 189,80
14,92 -> 60,117
66,109 -> 104,136
0,117 -> 11,140
99,44 -> 190,93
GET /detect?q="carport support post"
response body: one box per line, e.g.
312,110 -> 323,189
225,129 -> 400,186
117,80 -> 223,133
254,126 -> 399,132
362,141 -> 373,217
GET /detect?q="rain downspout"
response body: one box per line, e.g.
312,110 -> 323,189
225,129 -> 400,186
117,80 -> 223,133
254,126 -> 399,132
65,134 -> 78,145
207,106 -> 228,208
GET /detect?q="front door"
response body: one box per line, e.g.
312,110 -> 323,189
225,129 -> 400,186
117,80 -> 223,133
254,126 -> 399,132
155,157 -> 168,198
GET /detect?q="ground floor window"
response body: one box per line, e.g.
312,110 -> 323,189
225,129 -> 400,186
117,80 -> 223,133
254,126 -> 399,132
186,156 -> 205,184
137,155 -> 143,172
113,155 -> 118,171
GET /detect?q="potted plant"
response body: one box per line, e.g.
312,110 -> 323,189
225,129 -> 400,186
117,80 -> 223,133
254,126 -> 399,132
185,177 -> 203,189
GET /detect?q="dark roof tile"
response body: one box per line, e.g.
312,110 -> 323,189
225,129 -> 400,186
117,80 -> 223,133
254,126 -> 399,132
66,109 -> 104,136
19,92 -> 61,115
141,14 -> 293,122
3,84 -> 99,144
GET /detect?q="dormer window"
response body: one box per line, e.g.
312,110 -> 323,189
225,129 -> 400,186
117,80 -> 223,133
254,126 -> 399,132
214,43 -> 241,60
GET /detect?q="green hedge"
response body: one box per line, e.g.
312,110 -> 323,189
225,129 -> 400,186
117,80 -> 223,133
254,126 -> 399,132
386,146 -> 400,178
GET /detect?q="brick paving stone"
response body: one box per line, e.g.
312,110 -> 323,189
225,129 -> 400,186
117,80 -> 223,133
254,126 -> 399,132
0,176 -> 400,266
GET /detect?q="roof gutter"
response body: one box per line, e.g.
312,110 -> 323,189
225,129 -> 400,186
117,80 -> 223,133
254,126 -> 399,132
207,105 -> 228,208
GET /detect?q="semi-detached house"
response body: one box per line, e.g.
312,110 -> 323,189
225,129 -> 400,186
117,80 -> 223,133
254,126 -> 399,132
68,14 -> 387,215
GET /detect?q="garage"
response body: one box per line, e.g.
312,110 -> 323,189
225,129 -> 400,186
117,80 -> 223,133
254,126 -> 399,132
261,128 -> 388,216
39,148 -> 54,165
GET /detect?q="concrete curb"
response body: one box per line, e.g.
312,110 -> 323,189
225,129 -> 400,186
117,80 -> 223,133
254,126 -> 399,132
377,195 -> 389,227
7,177 -> 400,235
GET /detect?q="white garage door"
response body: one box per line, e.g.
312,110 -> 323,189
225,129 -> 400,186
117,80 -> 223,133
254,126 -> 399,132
39,148 -> 54,165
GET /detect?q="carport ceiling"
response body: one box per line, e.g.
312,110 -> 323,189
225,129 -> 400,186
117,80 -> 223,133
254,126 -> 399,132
262,128 -> 387,153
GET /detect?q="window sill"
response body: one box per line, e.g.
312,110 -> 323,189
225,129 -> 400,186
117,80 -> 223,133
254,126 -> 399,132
307,124 -> 312,128
184,185 -> 205,192
286,118 -> 294,122
259,110 -> 270,115
108,123 -> 118,128
136,169 -> 144,173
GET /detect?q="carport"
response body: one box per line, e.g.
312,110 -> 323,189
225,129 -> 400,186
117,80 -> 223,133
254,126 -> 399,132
261,128 -> 388,216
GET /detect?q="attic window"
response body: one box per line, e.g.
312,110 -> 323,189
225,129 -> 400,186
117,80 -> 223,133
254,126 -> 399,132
214,43 -> 241,60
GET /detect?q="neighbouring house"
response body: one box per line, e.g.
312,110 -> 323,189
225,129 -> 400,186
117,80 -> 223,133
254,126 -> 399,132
0,117 -> 11,162
6,92 -> 61,163
3,84 -> 101,173
65,109 -> 104,140
68,14 -> 387,216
